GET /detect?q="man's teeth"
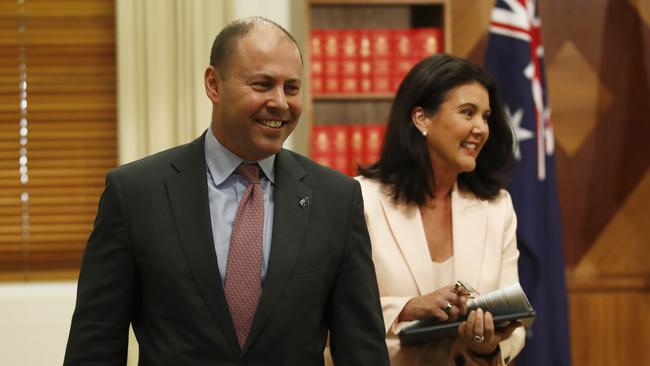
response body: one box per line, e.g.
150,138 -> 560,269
461,142 -> 477,150
260,120 -> 282,128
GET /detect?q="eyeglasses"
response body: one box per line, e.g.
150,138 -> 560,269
454,280 -> 480,298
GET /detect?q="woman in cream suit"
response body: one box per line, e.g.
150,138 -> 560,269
357,54 -> 525,365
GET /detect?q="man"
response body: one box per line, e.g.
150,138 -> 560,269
64,17 -> 388,365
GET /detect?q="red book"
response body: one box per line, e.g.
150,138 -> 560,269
324,59 -> 340,93
391,57 -> 419,92
372,58 -> 391,76
358,30 -> 372,59
339,29 -> 359,59
363,124 -> 386,165
311,125 -> 332,156
311,58 -> 324,94
340,77 -> 358,93
392,29 -> 412,59
311,125 -> 350,175
313,154 -> 333,169
331,124 -> 350,174
331,124 -> 348,154
370,29 -> 391,58
371,57 -> 391,93
312,59 -> 324,76
311,127 -> 336,171
340,58 -> 359,93
359,59 -> 373,93
323,30 -> 340,59
310,30 -> 325,59
310,30 -> 326,94
372,75 -> 391,93
312,77 -> 324,94
332,154 -> 350,175
348,125 -> 365,175
340,59 -> 358,76
412,28 -> 444,58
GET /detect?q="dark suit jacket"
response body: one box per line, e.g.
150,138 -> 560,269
64,133 -> 388,365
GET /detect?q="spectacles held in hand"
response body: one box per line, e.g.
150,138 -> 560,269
453,280 -> 480,298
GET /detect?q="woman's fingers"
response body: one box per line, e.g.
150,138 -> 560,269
448,303 -> 461,321
458,320 -> 467,339
484,311 -> 495,343
457,296 -> 469,316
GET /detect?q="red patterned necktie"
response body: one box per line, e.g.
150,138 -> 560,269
224,163 -> 264,348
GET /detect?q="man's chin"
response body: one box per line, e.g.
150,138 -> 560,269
244,142 -> 285,161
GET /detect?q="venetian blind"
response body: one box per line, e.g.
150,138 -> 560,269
0,0 -> 116,280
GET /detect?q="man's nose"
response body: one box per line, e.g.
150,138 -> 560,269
267,87 -> 289,111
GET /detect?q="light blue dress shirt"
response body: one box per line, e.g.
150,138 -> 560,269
204,129 -> 275,284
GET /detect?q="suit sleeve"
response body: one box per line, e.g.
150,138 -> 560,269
328,181 -> 390,365
496,191 -> 525,365
64,171 -> 135,365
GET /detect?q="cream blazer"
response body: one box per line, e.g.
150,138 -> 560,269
357,176 -> 525,366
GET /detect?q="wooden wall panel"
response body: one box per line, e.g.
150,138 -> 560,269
568,288 -> 650,366
450,1 -> 650,365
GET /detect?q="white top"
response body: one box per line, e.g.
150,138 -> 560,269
431,256 -> 454,290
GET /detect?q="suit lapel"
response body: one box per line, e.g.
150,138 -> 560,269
165,132 -> 239,352
452,185 -> 488,289
378,193 -> 436,295
244,149 -> 311,352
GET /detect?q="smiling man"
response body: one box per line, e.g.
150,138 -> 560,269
64,18 -> 388,366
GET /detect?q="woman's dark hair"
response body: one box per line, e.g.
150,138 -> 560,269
359,54 -> 514,205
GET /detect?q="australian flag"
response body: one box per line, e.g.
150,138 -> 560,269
485,1 -> 572,365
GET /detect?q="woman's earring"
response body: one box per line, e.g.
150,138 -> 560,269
421,130 -> 428,137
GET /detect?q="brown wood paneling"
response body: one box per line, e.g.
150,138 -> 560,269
568,288 -> 650,366
448,1 -> 650,365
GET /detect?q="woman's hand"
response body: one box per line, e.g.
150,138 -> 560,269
398,285 -> 469,322
457,308 -> 522,356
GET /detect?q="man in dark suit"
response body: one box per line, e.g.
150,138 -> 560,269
64,17 -> 388,365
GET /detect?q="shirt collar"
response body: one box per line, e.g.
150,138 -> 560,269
204,128 -> 275,185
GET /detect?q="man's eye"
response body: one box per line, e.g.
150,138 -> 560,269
462,109 -> 474,117
253,82 -> 272,89
285,85 -> 300,95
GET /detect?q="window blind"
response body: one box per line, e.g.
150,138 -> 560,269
0,0 -> 116,280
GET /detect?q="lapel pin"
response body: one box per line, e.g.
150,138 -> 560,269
299,196 -> 312,208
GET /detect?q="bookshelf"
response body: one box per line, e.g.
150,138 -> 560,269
305,0 -> 451,175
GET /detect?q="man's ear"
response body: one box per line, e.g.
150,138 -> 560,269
204,66 -> 221,103
411,106 -> 430,135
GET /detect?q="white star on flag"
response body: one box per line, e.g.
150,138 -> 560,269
505,106 -> 534,160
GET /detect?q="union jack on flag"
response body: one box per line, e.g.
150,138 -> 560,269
489,0 -> 554,181
485,1 -> 572,365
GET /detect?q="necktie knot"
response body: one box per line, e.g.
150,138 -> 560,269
237,163 -> 261,185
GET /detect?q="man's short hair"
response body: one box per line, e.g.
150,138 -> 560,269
209,17 -> 303,79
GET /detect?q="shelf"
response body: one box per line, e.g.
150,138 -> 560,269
567,274 -> 650,292
310,0 -> 447,5
313,93 -> 395,101
305,0 -> 451,164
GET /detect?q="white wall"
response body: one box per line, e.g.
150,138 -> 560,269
0,282 -> 138,366
0,282 -> 77,365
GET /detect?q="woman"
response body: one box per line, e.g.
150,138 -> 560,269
357,54 -> 524,365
